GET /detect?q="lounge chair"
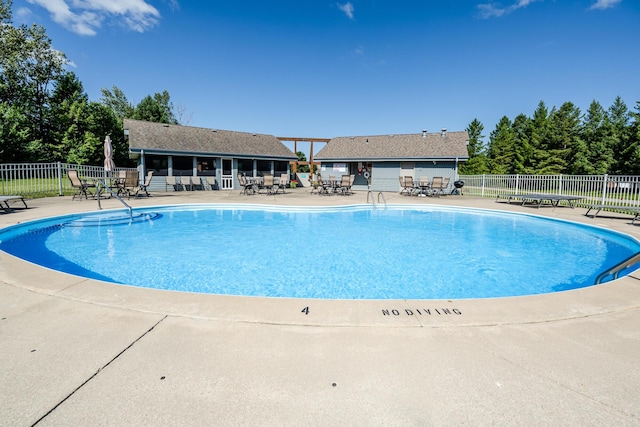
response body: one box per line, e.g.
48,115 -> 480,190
67,169 -> 96,200
165,176 -> 180,191
185,176 -> 201,191
178,176 -> 193,191
133,171 -> 153,198
205,176 -> 216,190
0,195 -> 28,212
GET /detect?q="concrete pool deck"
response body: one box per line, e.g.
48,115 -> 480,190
1,189 -> 639,425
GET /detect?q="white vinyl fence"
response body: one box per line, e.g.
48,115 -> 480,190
3,163 -> 640,213
458,174 -> 640,209
0,162 -> 137,198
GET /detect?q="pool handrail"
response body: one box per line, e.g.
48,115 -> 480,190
595,251 -> 640,284
95,179 -> 133,220
366,190 -> 387,208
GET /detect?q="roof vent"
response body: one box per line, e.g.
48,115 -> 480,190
422,129 -> 427,138
162,124 -> 170,127
441,128 -> 447,137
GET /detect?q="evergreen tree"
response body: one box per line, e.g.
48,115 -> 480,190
487,116 -> 515,174
511,114 -> 532,174
581,100 -> 614,174
608,96 -> 632,174
528,101 -> 550,173
538,103 -> 580,174
460,118 -> 488,174
619,101 -> 640,175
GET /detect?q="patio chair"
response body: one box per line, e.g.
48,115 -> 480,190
399,176 -> 408,194
404,176 -> 418,196
133,171 -> 153,198
118,171 -> 139,198
338,174 -> 352,195
275,173 -> 289,194
317,175 -> 332,195
438,177 -> 451,195
67,169 -> 96,200
310,174 -> 320,194
238,173 -> 255,195
112,170 -> 126,192
418,176 -> 432,196
260,174 -> 275,195
431,177 -> 443,197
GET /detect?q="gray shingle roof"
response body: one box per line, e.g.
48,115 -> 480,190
124,119 -> 297,160
315,131 -> 469,161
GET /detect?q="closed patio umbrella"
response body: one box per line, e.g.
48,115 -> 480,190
104,135 -> 116,172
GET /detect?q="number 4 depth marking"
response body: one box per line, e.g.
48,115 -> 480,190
301,307 -> 309,315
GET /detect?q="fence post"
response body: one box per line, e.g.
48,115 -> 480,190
481,174 -> 486,197
600,174 -> 608,205
515,174 -> 520,194
559,174 -> 563,195
57,162 -> 63,196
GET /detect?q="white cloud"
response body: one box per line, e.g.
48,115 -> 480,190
338,2 -> 354,20
15,7 -> 33,23
26,0 -> 161,36
589,0 -> 622,10
477,0 -> 540,19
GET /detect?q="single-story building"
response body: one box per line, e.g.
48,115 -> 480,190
124,119 -> 469,193
124,119 -> 298,191
314,129 -> 469,192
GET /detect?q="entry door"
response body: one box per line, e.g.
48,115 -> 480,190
221,158 -> 233,190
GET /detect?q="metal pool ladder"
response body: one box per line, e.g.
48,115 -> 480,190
366,190 -> 387,208
595,251 -> 640,284
95,179 -> 133,220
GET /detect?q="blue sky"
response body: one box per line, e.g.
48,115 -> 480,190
11,0 -> 640,147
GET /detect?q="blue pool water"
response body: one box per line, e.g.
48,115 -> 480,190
0,204 -> 639,299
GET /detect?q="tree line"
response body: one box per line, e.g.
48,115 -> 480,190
0,0 -> 179,167
460,98 -> 640,176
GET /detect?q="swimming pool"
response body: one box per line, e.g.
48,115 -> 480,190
0,204 -> 638,299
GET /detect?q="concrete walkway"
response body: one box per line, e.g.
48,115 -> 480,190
1,189 -> 639,426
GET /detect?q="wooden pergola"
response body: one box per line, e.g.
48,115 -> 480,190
277,137 -> 330,174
